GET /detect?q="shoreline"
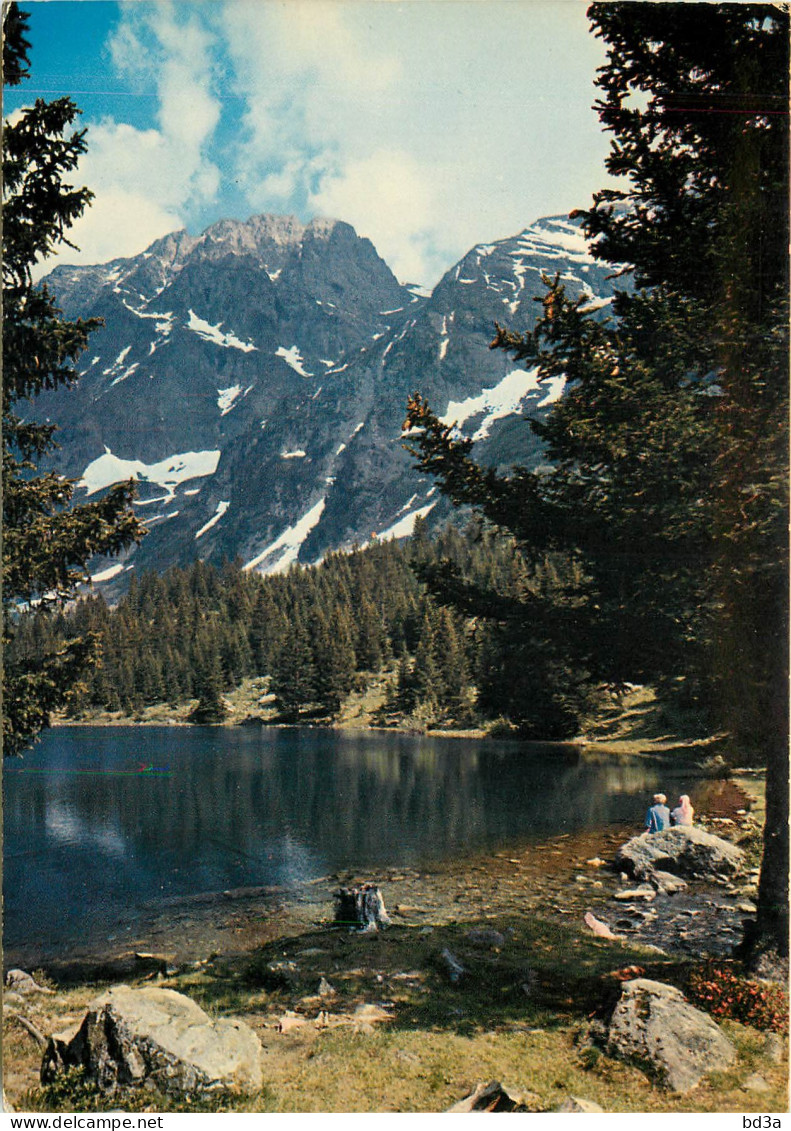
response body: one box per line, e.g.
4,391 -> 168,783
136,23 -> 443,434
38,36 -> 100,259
4,772 -> 762,979
48,714 -> 731,766
5,776 -> 785,1114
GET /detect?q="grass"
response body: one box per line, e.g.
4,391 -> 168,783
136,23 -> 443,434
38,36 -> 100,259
8,907 -> 787,1114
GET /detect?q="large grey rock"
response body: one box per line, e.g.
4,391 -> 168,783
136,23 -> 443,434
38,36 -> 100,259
41,985 -> 262,1096
615,827 -> 744,879
607,979 -> 736,1092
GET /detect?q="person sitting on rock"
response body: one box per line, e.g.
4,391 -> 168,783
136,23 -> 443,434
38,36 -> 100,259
645,793 -> 670,833
670,794 -> 694,826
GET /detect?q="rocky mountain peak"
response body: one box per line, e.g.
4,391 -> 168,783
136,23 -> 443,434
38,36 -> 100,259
34,211 -> 618,592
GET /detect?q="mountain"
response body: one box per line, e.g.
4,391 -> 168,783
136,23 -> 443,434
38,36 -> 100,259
34,212 -> 617,588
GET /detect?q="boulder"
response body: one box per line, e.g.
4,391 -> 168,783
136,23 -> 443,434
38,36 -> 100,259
6,969 -> 54,995
446,1080 -> 531,1112
41,985 -> 262,1096
556,1096 -> 605,1112
615,827 -> 744,880
607,978 -> 736,1092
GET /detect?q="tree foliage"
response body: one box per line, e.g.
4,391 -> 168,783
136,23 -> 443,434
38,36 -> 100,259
2,4 -> 145,755
403,2 -> 788,957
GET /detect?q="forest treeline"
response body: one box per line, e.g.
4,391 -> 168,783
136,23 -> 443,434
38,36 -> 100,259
8,522 -> 585,733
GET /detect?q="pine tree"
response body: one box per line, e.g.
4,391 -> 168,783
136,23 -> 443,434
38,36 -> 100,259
311,608 -> 356,717
271,615 -> 315,719
191,640 -> 227,723
2,4 -> 145,754
404,3 -> 788,961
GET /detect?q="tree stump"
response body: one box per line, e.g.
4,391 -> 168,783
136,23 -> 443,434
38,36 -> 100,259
334,883 -> 391,931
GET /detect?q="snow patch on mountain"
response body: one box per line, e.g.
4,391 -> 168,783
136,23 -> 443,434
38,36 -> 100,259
441,367 -> 542,440
439,315 -> 449,361
518,217 -> 597,265
243,497 -> 326,574
79,447 -> 221,496
281,449 -> 307,459
187,310 -> 257,352
217,385 -> 242,415
377,502 -> 437,542
90,562 -> 126,583
195,500 -> 230,539
396,493 -> 418,516
536,376 -> 567,407
110,362 -> 139,387
103,346 -> 132,376
122,302 -> 173,324
276,345 -> 312,377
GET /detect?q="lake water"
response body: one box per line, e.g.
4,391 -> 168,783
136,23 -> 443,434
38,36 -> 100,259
3,725 -> 663,959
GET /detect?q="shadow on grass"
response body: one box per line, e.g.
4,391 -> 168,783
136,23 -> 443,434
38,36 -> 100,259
226,911 -> 684,1036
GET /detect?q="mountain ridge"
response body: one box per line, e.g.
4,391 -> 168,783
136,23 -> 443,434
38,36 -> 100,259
34,211 -> 617,589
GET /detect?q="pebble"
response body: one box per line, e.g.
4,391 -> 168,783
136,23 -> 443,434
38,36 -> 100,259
742,1073 -> 770,1093
614,887 -> 656,902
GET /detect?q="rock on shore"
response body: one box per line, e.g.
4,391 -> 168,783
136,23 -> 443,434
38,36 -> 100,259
607,978 -> 736,1092
615,827 -> 744,879
42,985 -> 263,1096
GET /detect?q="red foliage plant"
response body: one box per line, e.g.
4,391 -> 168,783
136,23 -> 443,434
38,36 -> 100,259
686,963 -> 788,1033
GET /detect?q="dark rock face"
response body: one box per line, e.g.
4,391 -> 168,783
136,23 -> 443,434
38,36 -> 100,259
35,212 -> 617,589
606,978 -> 736,1092
615,827 -> 745,879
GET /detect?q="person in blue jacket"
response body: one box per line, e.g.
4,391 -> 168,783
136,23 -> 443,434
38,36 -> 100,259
645,793 -> 670,833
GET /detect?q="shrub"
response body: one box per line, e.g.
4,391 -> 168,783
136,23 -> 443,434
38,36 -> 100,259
686,963 -> 788,1033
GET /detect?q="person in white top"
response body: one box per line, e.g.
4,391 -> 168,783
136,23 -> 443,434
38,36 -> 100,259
670,794 -> 694,826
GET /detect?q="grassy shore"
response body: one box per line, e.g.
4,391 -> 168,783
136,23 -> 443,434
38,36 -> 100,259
4,792 -> 787,1114
54,681 -> 735,765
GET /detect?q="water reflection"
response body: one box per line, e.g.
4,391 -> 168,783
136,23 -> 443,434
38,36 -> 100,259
3,726 -> 661,955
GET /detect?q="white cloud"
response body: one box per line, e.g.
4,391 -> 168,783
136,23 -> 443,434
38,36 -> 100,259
218,0 -> 612,285
28,1 -> 613,287
308,150 -> 437,283
33,3 -> 221,277
59,186 -> 182,267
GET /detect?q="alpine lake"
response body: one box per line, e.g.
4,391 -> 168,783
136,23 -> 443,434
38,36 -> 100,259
3,724 -> 746,971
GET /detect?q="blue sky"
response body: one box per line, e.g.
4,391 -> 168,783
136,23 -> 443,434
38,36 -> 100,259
7,1 -> 614,286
